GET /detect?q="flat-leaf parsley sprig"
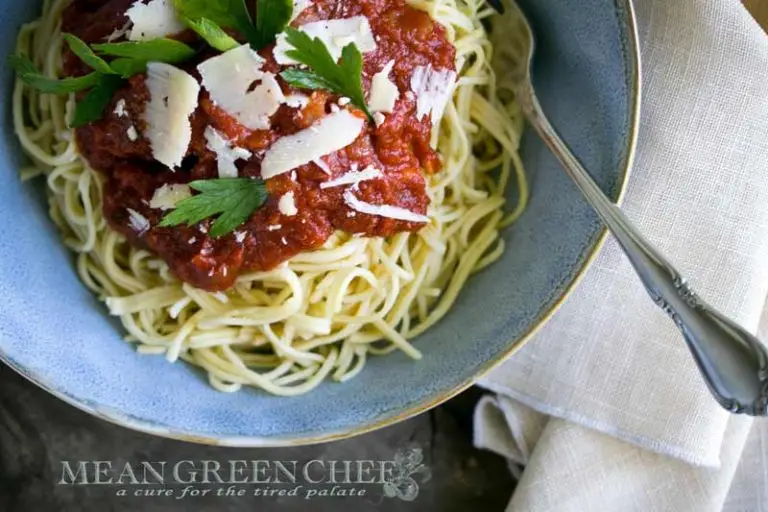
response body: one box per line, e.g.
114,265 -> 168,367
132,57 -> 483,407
181,17 -> 240,52
172,0 -> 293,50
9,35 -> 196,127
279,28 -> 373,121
159,178 -> 268,237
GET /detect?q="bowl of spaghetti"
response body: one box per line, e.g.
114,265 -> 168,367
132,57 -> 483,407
0,0 -> 639,444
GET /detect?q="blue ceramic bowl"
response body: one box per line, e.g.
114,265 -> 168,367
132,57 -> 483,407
0,0 -> 640,445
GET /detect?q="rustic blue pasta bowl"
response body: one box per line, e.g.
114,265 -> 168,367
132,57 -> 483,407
0,0 -> 639,445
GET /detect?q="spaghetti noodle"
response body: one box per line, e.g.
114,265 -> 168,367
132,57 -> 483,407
13,0 -> 528,395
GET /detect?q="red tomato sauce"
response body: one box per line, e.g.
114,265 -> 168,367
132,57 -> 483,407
62,0 -> 456,291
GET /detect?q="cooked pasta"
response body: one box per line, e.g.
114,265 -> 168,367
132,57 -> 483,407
13,0 -> 527,395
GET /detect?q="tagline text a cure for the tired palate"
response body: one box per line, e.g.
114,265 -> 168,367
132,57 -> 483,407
59,459 -> 397,486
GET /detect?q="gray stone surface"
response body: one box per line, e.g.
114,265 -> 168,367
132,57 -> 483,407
0,363 -> 514,511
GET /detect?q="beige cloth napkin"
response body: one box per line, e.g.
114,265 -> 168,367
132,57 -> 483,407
474,0 -> 768,509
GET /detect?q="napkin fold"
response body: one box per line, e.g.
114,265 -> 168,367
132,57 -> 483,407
474,0 -> 768,509
475,396 -> 764,512
478,0 -> 768,467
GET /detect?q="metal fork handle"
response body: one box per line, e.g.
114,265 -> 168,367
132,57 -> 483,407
517,85 -> 768,416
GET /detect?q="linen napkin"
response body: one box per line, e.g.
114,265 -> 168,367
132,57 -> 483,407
474,0 -> 768,509
474,303 -> 768,511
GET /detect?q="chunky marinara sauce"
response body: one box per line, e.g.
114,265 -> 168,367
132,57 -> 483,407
62,0 -> 456,291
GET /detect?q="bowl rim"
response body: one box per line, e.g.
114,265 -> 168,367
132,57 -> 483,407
0,0 -> 642,447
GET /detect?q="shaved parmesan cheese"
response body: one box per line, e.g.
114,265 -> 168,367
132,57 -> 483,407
114,99 -> 127,117
204,127 -> 252,178
261,110 -> 364,179
320,165 -> 381,189
291,0 -> 313,21
278,192 -> 298,216
313,157 -> 331,175
149,183 -> 191,210
198,45 -> 285,130
127,208 -> 150,235
369,60 -> 399,113
145,62 -> 200,170
285,94 -> 309,109
127,125 -> 138,141
343,189 -> 429,223
410,65 -> 457,123
274,17 -> 376,64
126,0 -> 184,42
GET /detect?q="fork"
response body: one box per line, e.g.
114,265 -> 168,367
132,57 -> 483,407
497,0 -> 768,416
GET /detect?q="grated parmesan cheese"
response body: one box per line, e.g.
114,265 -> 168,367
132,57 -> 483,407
284,94 -> 309,109
274,16 -> 376,64
267,224 -> 282,231
127,125 -> 138,141
198,45 -> 285,131
204,127 -> 252,178
234,231 -> 246,243
149,183 -> 191,210
127,208 -> 150,235
373,112 -> 386,127
260,110 -> 364,179
144,62 -> 200,170
368,60 -> 399,113
114,99 -> 127,117
410,65 -> 457,123
126,0 -> 185,42
320,165 -> 381,189
278,192 -> 298,216
343,189 -> 429,223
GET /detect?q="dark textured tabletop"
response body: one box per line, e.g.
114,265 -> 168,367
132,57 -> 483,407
0,363 -> 514,511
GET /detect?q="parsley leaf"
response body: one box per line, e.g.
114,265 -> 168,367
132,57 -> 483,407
172,0 -> 258,47
8,54 -> 100,93
109,58 -> 150,78
92,39 -> 196,63
11,35 -> 198,128
279,29 -> 373,121
253,0 -> 293,49
181,16 -> 239,52
63,34 -> 113,74
71,75 -> 126,128
159,178 -> 268,237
